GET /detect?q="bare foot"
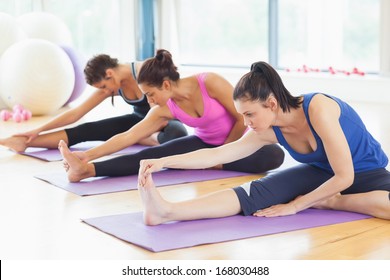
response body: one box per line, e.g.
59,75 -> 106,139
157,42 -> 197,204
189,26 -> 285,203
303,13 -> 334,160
311,194 -> 340,210
0,136 -> 28,152
58,140 -> 93,182
137,172 -> 173,225
206,164 -> 223,170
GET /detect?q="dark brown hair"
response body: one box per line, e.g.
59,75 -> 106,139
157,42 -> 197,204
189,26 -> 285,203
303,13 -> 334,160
233,61 -> 301,112
84,54 -> 119,85
137,49 -> 180,87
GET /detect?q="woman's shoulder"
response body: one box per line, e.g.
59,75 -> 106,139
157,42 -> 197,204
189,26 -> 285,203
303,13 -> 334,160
201,72 -> 224,80
128,61 -> 144,78
186,72 -> 224,79
148,104 -> 174,119
197,72 -> 231,88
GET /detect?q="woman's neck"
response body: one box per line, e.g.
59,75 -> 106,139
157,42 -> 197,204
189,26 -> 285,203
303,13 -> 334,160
118,64 -> 143,99
171,76 -> 199,101
118,64 -> 135,87
277,106 -> 307,133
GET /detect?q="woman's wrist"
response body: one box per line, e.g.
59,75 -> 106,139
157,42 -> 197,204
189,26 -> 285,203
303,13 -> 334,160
84,151 -> 94,162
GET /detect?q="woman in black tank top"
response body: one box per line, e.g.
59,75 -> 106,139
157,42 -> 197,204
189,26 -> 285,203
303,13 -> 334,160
0,54 -> 187,152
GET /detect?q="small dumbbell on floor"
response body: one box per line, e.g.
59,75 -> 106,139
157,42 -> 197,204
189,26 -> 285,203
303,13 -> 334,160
0,104 -> 32,123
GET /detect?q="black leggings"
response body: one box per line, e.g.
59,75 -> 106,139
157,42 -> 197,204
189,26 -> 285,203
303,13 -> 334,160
94,135 -> 285,177
65,114 -> 188,146
234,164 -> 390,216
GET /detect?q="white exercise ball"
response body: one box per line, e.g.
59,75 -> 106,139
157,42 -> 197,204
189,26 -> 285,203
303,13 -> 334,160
17,12 -> 73,46
0,39 -> 75,115
0,12 -> 27,109
0,96 -> 7,110
0,12 -> 27,56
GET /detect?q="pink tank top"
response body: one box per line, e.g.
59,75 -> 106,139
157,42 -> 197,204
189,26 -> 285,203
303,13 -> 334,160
166,73 -> 235,145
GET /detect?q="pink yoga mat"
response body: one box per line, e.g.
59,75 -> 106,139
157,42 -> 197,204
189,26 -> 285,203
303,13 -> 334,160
22,141 -> 148,161
34,169 -> 253,196
82,209 -> 371,252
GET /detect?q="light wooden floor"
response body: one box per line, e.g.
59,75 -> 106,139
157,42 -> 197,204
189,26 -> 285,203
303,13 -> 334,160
0,99 -> 389,260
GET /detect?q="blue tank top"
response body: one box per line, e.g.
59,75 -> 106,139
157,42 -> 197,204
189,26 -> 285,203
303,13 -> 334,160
117,62 -> 150,117
272,93 -> 388,173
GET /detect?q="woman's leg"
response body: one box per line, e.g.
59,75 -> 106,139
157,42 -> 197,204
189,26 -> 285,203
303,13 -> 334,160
139,171 -> 241,225
234,164 -> 332,216
0,136 -> 26,152
60,136 -> 214,181
157,119 -> 188,144
313,191 -> 390,220
313,168 -> 390,219
223,144 -> 285,173
68,115 -> 187,147
138,119 -> 188,146
35,114 -> 140,150
93,136 -> 214,177
0,130 -> 69,152
66,114 -> 143,146
0,114 -> 142,152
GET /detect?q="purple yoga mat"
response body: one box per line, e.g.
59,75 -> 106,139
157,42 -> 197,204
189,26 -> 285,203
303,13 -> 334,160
82,209 -> 371,252
34,169 -> 253,196
21,141 -> 148,161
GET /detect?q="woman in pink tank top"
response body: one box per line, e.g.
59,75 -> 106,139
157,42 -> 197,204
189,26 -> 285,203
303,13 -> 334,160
58,49 -> 284,183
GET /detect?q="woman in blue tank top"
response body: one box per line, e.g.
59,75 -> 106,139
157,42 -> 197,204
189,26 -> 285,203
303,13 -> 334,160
137,61 -> 390,225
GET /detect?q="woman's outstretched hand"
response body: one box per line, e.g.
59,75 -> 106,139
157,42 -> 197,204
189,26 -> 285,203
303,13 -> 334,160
13,128 -> 40,143
138,159 -> 164,186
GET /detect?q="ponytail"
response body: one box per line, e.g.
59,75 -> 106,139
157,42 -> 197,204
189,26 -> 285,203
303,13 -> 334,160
234,61 -> 301,112
137,49 -> 180,87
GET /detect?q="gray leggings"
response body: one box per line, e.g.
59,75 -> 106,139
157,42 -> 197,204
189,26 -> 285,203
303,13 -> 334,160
234,164 -> 390,216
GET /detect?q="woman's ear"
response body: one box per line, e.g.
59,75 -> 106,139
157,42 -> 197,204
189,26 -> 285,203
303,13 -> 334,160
162,80 -> 171,90
267,95 -> 278,111
105,69 -> 114,79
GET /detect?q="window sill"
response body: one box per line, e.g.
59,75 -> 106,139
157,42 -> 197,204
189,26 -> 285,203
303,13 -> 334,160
180,65 -> 390,104
280,71 -> 390,104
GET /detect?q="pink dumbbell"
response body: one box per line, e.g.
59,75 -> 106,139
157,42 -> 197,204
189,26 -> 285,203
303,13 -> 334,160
0,109 -> 12,121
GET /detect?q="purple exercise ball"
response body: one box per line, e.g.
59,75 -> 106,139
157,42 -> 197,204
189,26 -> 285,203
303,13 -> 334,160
60,45 -> 87,105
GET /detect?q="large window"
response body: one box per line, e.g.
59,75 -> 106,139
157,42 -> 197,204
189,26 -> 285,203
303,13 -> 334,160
175,0 -> 269,67
0,0 -> 32,15
0,0 -> 384,73
278,0 -> 379,73
0,0 -> 135,60
42,0 -> 123,59
174,0 -> 380,73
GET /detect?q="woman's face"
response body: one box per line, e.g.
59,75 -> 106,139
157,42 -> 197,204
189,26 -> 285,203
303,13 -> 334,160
234,97 -> 277,133
139,81 -> 171,106
93,69 -> 120,95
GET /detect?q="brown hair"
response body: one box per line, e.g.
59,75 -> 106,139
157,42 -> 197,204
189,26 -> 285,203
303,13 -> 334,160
233,61 -> 301,112
137,49 -> 180,87
84,54 -> 119,85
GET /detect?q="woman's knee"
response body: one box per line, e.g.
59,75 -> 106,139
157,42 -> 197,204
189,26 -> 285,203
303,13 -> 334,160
158,120 -> 188,144
250,144 -> 285,172
263,144 -> 285,169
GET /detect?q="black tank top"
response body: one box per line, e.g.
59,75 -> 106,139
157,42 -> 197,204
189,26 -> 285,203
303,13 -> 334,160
117,62 -> 149,117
